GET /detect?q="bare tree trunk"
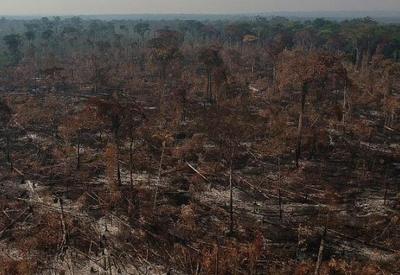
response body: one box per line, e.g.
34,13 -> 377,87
356,48 -> 363,71
384,76 -> 393,129
314,227 -> 327,275
161,63 -> 167,81
229,157 -> 234,235
279,189 -> 283,222
272,63 -> 277,87
215,243 -> 219,275
342,82 -> 347,132
296,86 -> 307,168
116,138 -> 122,186
76,141 -> 81,170
129,136 -> 134,189
59,198 -> 68,254
117,150 -> 122,186
206,72 -> 212,103
383,171 -> 388,206
153,142 -> 165,212
6,134 -> 13,171
108,255 -> 113,275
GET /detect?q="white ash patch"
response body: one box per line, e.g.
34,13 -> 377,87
19,133 -> 45,143
119,170 -> 158,187
89,176 -> 108,186
20,180 -> 44,202
360,141 -> 393,154
389,143 -> 400,150
199,187 -> 239,206
199,186 -> 266,215
97,215 -> 123,236
355,198 -> 389,216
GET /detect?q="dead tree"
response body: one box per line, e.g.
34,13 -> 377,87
0,99 -> 13,171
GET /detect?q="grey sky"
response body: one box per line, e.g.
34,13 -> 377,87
1,0 -> 400,15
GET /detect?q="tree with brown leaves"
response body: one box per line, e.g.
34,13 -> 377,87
277,50 -> 346,167
198,46 -> 224,104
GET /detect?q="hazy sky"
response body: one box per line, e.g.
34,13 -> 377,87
1,0 -> 400,15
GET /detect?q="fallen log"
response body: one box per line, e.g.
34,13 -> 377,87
186,162 -> 211,184
0,207 -> 30,239
314,227 -> 327,275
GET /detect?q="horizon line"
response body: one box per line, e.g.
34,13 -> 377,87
1,10 -> 400,17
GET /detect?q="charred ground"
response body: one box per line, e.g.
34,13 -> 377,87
0,16 -> 399,274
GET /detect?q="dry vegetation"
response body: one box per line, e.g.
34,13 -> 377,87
0,16 -> 399,274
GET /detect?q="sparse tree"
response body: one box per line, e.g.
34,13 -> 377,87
198,46 -> 224,103
3,34 -> 23,64
0,99 -> 13,170
278,50 -> 346,166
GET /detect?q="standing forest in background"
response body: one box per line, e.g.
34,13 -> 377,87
0,15 -> 399,274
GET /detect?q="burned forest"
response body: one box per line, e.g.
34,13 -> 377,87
0,15 -> 399,274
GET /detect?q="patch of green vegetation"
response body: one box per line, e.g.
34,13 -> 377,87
0,52 -> 11,68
